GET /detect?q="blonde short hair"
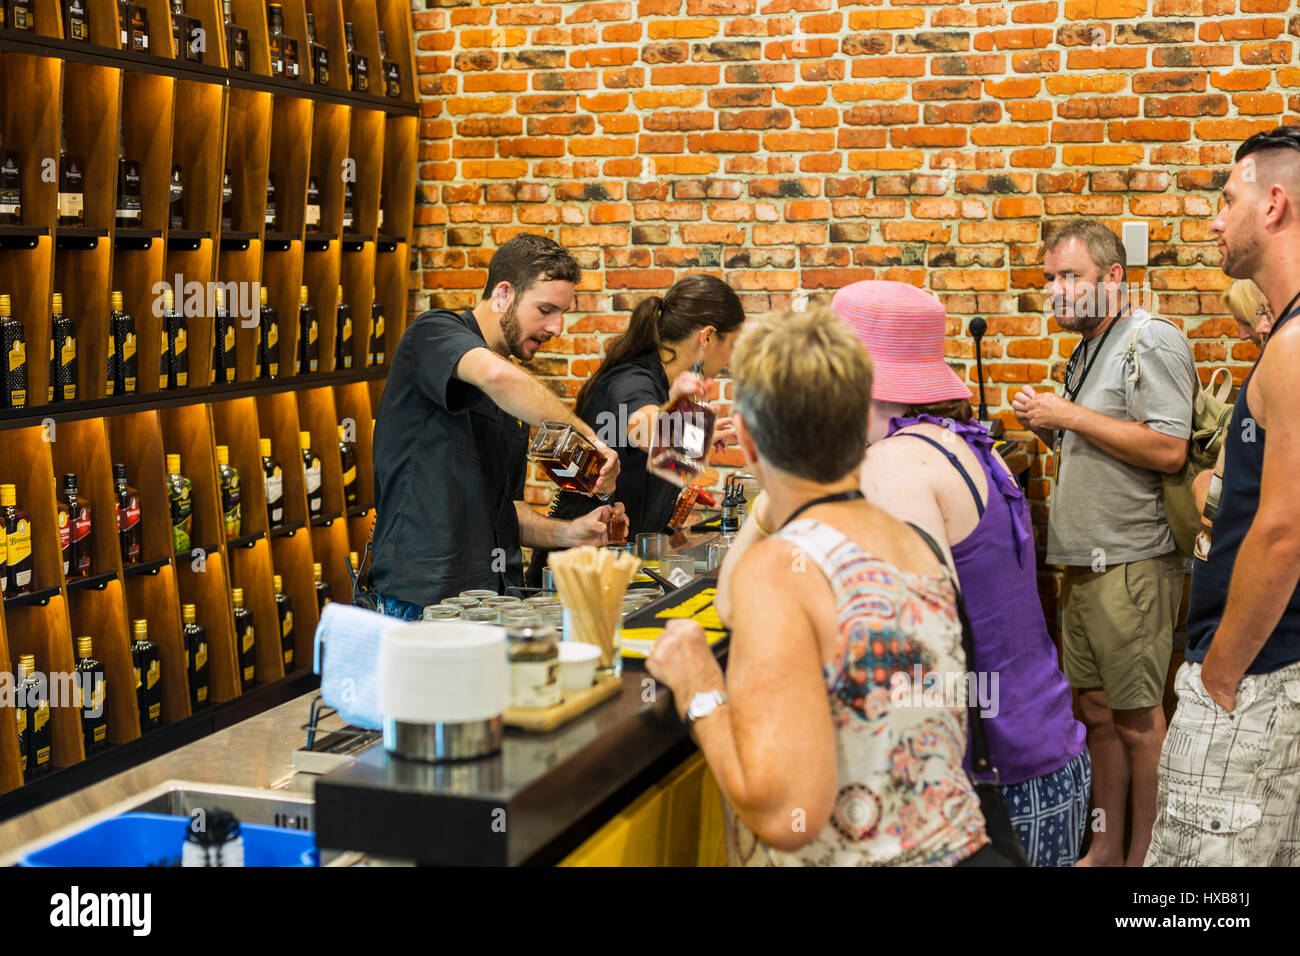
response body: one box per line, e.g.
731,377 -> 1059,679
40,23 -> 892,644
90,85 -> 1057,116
1222,279 -> 1267,328
732,304 -> 874,483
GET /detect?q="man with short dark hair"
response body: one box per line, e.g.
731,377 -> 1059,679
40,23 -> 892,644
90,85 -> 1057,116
1013,220 -> 1197,866
1147,126 -> 1300,867
370,234 -> 620,616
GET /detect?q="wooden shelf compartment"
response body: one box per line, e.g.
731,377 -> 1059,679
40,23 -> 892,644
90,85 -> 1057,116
182,0 -> 226,69
380,113 -> 414,242
302,235 -> 341,372
0,607 -> 21,792
160,402 -> 222,557
344,508 -> 371,573
105,409 -> 173,567
52,235 -> 112,401
269,520 -> 317,672
308,512 -> 348,619
339,0 -> 380,100
120,70 -> 175,234
62,60 -> 122,232
0,52 -> 61,230
372,237 -> 404,362
122,560 -> 189,724
137,0 -> 177,60
345,105 -> 383,239
226,535 -> 282,687
214,236 -> 260,382
29,0 -> 68,40
255,389 -> 309,529
376,0 -> 415,108
86,0 -> 125,50
228,0 -> 272,78
3,597 -> 84,769
277,0 -> 310,87
162,237 -> 215,390
210,395 -> 269,537
108,233 -> 165,395
305,0 -> 347,92
171,78 -> 227,238
67,577 -> 141,745
338,236 -> 373,372
333,379 -> 372,510
48,416 -> 124,583
295,384 -> 344,519
0,236 -> 55,411
308,99 -> 348,240
267,92 -> 310,236
223,85 -> 272,236
0,425 -> 67,595
261,237 -> 303,377
174,546 -> 241,704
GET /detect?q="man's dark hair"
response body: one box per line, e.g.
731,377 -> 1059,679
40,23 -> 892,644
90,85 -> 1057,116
481,234 -> 580,300
1235,124 -> 1300,163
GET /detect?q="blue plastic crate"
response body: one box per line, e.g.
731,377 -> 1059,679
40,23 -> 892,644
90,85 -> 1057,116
21,813 -> 319,867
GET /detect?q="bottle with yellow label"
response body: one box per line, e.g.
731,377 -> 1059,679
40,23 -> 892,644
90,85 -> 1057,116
166,453 -> 192,555
0,292 -> 27,409
301,431 -> 322,518
232,587 -> 257,687
314,561 -> 331,612
1,483 -> 33,597
274,574 -> 294,670
368,286 -> 385,366
75,635 -> 109,755
108,290 -> 136,396
18,653 -> 51,780
334,285 -> 352,370
49,292 -> 77,403
132,618 -> 162,732
211,285 -> 236,384
160,287 -> 188,390
216,444 -> 241,538
257,285 -> 278,380
261,437 -> 284,529
0,520 -> 6,595
297,285 -> 318,374
338,425 -> 358,508
182,602 -> 209,711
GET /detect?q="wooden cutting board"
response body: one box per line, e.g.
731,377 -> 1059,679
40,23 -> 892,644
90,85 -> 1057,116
504,673 -> 623,733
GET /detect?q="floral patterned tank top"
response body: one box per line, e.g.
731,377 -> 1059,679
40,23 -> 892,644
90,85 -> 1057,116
725,518 -> 989,866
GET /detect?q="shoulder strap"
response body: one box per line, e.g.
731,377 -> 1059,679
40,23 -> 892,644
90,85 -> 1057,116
905,521 -> 999,783
892,432 -> 985,517
775,518 -> 851,584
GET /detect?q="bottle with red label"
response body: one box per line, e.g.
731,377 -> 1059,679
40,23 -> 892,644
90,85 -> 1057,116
59,472 -> 93,579
113,463 -> 142,565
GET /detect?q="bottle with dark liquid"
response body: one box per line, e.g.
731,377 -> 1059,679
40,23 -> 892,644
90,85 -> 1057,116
116,152 -> 143,228
314,561 -> 331,611
49,292 -> 77,403
1,483 -> 33,597
261,437 -> 284,529
75,635 -> 108,755
297,285 -> 317,374
58,119 -> 85,227
232,587 -> 256,687
7,0 -> 33,31
60,472 -> 92,579
113,463 -> 142,565
182,602 -> 208,710
256,285 -> 278,379
647,361 -> 717,485
117,0 -> 128,46
107,290 -> 137,396
224,0 -> 249,72
307,12 -> 329,84
170,0 -> 199,62
17,654 -> 51,781
0,293 -> 26,410
132,618 -> 162,732
128,2 -> 148,51
1,514 -> 7,596
221,168 -> 233,230
266,2 -> 285,76
273,574 -> 294,670
342,181 -> 354,232
381,30 -> 401,99
300,431 -> 322,519
169,288 -> 188,387
334,285 -> 352,370
305,176 -> 320,233
158,287 -> 175,389
166,453 -> 192,556
345,21 -> 368,93
265,173 -> 277,230
338,425 -> 357,508
368,287 -> 385,366
168,163 -> 184,228
211,286 -> 236,384
216,444 -> 241,539
0,137 -> 22,226
63,0 -> 90,41
528,422 -> 604,494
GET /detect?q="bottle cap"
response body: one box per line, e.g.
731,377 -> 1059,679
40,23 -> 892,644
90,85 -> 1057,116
313,562 -> 323,579
215,286 -> 225,309
231,587 -> 244,605
164,287 -> 175,311
113,463 -> 127,481
259,437 -> 272,457
337,285 -> 344,301
111,291 -> 124,311
299,285 -> 309,305
132,619 -> 149,638
349,552 -> 359,569
0,484 -> 15,507
299,431 -> 312,450
18,653 -> 35,675
259,286 -> 268,305
0,294 -> 10,317
52,292 -> 63,313
182,603 -> 196,624
63,473 -> 78,492
216,445 -> 229,465
273,574 -> 283,592
77,635 -> 94,657
372,285 -> 377,301
337,425 -> 346,442
166,453 -> 181,474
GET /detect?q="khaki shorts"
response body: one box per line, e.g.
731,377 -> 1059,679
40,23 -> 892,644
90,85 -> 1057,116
1060,553 -> 1183,710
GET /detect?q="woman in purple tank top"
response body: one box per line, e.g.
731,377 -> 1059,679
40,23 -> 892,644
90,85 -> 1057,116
837,280 -> 1091,867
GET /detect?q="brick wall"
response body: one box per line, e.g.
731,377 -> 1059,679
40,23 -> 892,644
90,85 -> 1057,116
407,0 -> 1300,616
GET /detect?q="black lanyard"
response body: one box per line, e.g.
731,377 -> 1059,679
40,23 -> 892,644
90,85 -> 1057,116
1063,304 -> 1130,402
779,490 -> 865,531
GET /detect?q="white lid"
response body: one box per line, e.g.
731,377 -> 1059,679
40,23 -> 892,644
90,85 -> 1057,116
378,623 -> 507,724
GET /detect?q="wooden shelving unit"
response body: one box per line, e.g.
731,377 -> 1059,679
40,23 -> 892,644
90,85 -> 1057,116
0,0 -> 414,798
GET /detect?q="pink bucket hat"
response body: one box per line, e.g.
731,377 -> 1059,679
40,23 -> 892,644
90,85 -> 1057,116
831,280 -> 971,405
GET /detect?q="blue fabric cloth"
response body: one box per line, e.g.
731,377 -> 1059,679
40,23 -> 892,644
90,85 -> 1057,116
376,593 -> 424,621
1000,748 -> 1092,867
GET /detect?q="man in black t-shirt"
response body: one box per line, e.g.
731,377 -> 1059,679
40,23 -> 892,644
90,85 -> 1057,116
370,235 -> 621,616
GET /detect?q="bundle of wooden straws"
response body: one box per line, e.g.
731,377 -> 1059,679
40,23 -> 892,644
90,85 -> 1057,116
548,546 -> 641,668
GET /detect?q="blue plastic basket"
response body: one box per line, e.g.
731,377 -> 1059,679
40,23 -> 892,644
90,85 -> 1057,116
20,813 -> 319,867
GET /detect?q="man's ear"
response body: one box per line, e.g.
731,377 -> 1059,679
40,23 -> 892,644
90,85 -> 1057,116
490,282 -> 514,313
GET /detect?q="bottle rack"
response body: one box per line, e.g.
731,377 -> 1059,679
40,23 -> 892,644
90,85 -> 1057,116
0,0 -> 412,798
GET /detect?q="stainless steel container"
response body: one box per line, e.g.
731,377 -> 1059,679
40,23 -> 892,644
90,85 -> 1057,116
383,715 -> 503,763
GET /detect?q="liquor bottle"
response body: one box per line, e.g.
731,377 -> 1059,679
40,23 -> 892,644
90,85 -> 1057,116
117,0 -> 128,46
368,288 -> 385,366
49,293 -> 77,403
0,138 -> 22,226
216,444 -> 241,539
75,636 -> 108,755
131,618 -> 162,732
283,30 -> 299,80
166,453 -> 192,555
17,654 -> 51,781
300,431 -> 322,518
307,12 -> 329,85
221,168 -> 233,230
61,472 -> 93,579
256,285 -> 278,379
128,2 -> 148,52
380,30 -> 401,99
273,574 -> 294,670
158,287 -> 174,390
107,290 -> 137,396
647,361 -> 717,485
313,561 -> 331,611
224,0 -> 249,72
342,181 -> 354,232
334,285 -> 352,370
305,175 -> 320,233
182,603 -> 209,710
527,422 -> 604,494
58,119 -> 85,227
377,190 -> 384,233
8,0 -> 33,31
113,463 -> 142,565
1,484 -> 33,597
116,152 -> 143,228
0,293 -> 26,410
297,285 -> 318,374
168,163 -> 184,229
345,21 -> 368,93
168,288 -> 188,388
264,173 -> 277,230
338,425 -> 357,508
232,587 -> 256,687
267,2 -> 285,76
1,515 -> 6,595
63,0 -> 90,42
211,286 -> 235,384
261,437 -> 284,529
170,0 -> 186,60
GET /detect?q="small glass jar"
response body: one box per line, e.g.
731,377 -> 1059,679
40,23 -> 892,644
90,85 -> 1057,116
523,595 -> 561,610
462,607 -> 499,624
423,605 -> 460,621
506,624 -> 561,709
483,595 -> 522,609
459,589 -> 498,601
501,609 -> 542,628
440,596 -> 480,610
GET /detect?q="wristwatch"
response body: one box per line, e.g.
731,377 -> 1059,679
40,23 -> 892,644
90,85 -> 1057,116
685,689 -> 727,725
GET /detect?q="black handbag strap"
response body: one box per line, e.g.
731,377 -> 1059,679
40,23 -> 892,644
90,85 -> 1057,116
906,522 -> 999,783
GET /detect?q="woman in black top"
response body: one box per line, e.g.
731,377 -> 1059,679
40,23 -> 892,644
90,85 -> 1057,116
527,274 -> 746,585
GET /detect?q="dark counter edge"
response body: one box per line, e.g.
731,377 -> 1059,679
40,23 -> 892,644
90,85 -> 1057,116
0,670 -> 321,823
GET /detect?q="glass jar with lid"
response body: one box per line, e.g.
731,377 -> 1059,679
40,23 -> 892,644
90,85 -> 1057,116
440,596 -> 480,610
459,589 -> 498,601
462,607 -> 500,624
506,624 -> 560,709
423,605 -> 460,621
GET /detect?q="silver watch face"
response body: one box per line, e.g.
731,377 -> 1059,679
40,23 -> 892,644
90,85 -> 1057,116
688,690 -> 720,720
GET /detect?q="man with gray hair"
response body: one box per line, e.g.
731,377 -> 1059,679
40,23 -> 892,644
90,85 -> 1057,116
1013,220 -> 1197,866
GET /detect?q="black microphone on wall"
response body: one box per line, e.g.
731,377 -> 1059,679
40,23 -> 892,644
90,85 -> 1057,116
970,316 -> 989,421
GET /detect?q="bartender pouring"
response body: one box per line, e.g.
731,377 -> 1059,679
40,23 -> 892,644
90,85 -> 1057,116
370,234 -> 621,619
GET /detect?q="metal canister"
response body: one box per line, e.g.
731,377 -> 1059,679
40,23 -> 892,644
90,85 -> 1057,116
506,624 -> 560,709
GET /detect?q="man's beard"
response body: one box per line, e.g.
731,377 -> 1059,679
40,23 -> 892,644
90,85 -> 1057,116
500,301 -> 529,360
1221,229 -> 1260,280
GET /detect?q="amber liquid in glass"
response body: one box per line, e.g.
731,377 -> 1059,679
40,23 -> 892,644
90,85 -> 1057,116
529,424 -> 603,495
647,366 -> 716,484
